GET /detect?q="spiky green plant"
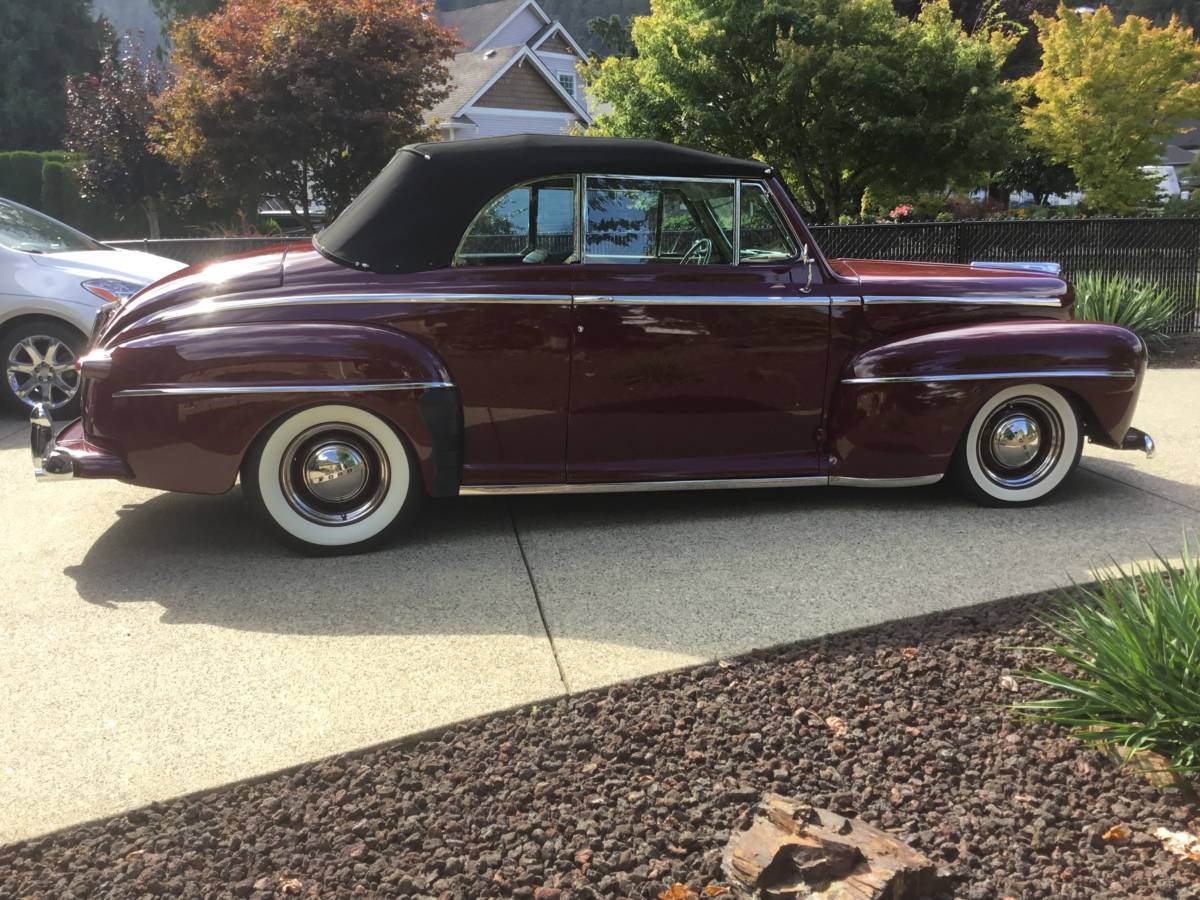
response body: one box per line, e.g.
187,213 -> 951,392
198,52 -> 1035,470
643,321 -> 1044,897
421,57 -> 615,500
1018,542 -> 1200,771
1073,272 -> 1176,343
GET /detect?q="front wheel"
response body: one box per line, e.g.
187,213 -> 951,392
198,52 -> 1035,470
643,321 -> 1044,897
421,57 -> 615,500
242,404 -> 422,555
952,384 -> 1083,507
2,319 -> 86,417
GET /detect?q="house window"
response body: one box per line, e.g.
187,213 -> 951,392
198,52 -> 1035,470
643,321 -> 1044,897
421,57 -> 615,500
558,73 -> 576,97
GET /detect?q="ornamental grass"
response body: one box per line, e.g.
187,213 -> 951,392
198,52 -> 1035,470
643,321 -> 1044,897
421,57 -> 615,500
1019,541 -> 1200,772
1074,272 -> 1176,343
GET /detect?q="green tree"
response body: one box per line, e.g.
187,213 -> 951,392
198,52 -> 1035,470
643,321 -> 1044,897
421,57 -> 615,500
1021,5 -> 1200,213
892,0 -> 1058,76
65,25 -> 177,237
995,149 -> 1077,205
582,0 -> 1017,223
587,14 -> 637,56
0,0 -> 102,150
155,0 -> 459,231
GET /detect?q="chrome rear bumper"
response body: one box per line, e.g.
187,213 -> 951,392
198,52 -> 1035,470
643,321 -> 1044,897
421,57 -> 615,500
31,404 -> 75,480
1120,427 -> 1156,459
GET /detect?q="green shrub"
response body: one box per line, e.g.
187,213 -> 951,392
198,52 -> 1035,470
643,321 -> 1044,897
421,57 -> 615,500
40,160 -> 69,220
1073,272 -> 1176,343
0,151 -> 50,207
1018,542 -> 1200,771
1159,194 -> 1200,217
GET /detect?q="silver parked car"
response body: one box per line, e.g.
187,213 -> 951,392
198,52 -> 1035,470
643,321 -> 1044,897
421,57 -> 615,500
0,198 -> 186,416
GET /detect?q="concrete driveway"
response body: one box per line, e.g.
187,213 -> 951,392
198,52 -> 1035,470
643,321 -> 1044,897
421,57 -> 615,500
2,368 -> 1198,844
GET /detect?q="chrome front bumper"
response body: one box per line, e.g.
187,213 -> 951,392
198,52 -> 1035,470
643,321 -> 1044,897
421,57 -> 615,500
31,403 -> 75,480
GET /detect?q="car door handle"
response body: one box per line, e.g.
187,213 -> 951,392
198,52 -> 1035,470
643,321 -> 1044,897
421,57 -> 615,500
574,295 -> 615,304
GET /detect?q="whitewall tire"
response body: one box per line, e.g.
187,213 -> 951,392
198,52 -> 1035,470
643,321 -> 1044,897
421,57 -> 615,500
242,404 -> 420,555
953,384 -> 1083,506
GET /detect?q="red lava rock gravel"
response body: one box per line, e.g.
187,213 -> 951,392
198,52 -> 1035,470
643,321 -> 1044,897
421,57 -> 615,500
3,592 -> 1198,899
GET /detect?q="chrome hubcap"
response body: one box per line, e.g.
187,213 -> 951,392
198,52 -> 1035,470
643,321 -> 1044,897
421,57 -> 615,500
281,425 -> 390,525
990,414 -> 1041,468
7,335 -> 79,410
977,397 -> 1064,489
302,442 -> 369,503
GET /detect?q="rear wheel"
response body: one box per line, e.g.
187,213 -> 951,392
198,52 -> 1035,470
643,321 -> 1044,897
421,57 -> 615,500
2,319 -> 85,417
953,384 -> 1083,506
242,404 -> 421,555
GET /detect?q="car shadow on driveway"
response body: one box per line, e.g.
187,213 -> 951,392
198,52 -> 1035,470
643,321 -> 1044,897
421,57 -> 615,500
1080,454 -> 1200,513
62,489 -> 545,635
61,468 -> 1194,647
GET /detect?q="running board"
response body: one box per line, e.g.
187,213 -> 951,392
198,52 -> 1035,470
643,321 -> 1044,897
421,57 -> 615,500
458,474 -> 943,496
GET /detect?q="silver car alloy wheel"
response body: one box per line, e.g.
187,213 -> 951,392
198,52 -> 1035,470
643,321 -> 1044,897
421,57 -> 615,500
6,335 -> 80,411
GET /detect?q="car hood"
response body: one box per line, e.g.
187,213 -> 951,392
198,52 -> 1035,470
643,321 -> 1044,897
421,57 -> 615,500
97,248 -> 288,346
830,258 -> 1068,298
32,249 -> 188,284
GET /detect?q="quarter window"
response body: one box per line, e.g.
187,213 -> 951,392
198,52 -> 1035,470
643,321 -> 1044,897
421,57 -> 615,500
739,182 -> 798,262
583,176 -> 735,265
454,176 -> 576,267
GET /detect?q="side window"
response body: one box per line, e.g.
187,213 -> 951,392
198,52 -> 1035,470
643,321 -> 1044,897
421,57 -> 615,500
584,176 -> 735,265
739,182 -> 798,263
454,177 -> 576,267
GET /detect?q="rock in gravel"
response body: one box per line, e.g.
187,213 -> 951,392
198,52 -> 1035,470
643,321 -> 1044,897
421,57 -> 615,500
723,793 -> 938,899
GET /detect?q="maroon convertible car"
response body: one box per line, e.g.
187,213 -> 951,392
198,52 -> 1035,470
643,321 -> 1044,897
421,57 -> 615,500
32,135 -> 1155,554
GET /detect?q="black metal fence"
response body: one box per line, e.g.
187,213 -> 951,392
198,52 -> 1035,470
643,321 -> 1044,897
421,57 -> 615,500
811,218 -> 1200,334
111,218 -> 1200,333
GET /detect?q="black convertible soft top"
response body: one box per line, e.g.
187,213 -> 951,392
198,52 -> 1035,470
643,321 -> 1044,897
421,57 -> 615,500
315,134 -> 771,274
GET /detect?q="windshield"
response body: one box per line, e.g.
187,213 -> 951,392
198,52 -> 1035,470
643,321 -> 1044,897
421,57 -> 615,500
0,198 -> 104,253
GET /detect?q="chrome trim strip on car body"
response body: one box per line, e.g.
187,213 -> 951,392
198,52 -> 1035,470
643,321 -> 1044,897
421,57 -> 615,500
842,369 -> 1136,385
458,473 -> 941,495
148,292 -> 576,323
113,381 -> 454,398
589,173 -> 740,185
573,295 -> 833,306
863,293 -> 1065,305
151,292 -> 839,322
829,475 -> 943,488
970,261 -> 1063,276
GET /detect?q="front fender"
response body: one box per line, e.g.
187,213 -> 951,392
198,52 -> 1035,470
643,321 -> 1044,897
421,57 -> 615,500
83,321 -> 462,495
829,320 -> 1147,479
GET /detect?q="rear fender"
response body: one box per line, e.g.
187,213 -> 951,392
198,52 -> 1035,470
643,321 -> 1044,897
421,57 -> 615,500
86,321 -> 463,495
828,320 -> 1147,479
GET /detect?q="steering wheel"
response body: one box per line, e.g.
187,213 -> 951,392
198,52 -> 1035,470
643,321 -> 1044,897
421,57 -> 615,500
679,238 -> 712,266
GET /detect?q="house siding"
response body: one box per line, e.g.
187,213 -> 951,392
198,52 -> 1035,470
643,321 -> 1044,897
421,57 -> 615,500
539,32 -> 575,55
466,110 -> 581,138
482,6 -> 545,49
538,52 -> 581,100
477,61 -> 575,113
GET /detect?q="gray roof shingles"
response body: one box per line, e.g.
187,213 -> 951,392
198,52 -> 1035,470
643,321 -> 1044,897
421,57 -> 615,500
436,0 -> 529,49
427,45 -> 524,123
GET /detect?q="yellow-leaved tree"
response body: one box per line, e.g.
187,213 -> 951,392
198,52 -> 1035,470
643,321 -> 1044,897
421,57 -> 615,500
1022,4 -> 1200,213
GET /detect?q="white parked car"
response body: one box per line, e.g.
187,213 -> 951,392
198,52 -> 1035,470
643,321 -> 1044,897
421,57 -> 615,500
0,198 -> 186,416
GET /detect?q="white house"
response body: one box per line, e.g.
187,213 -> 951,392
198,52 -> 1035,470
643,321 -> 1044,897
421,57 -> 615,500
431,0 -> 593,140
